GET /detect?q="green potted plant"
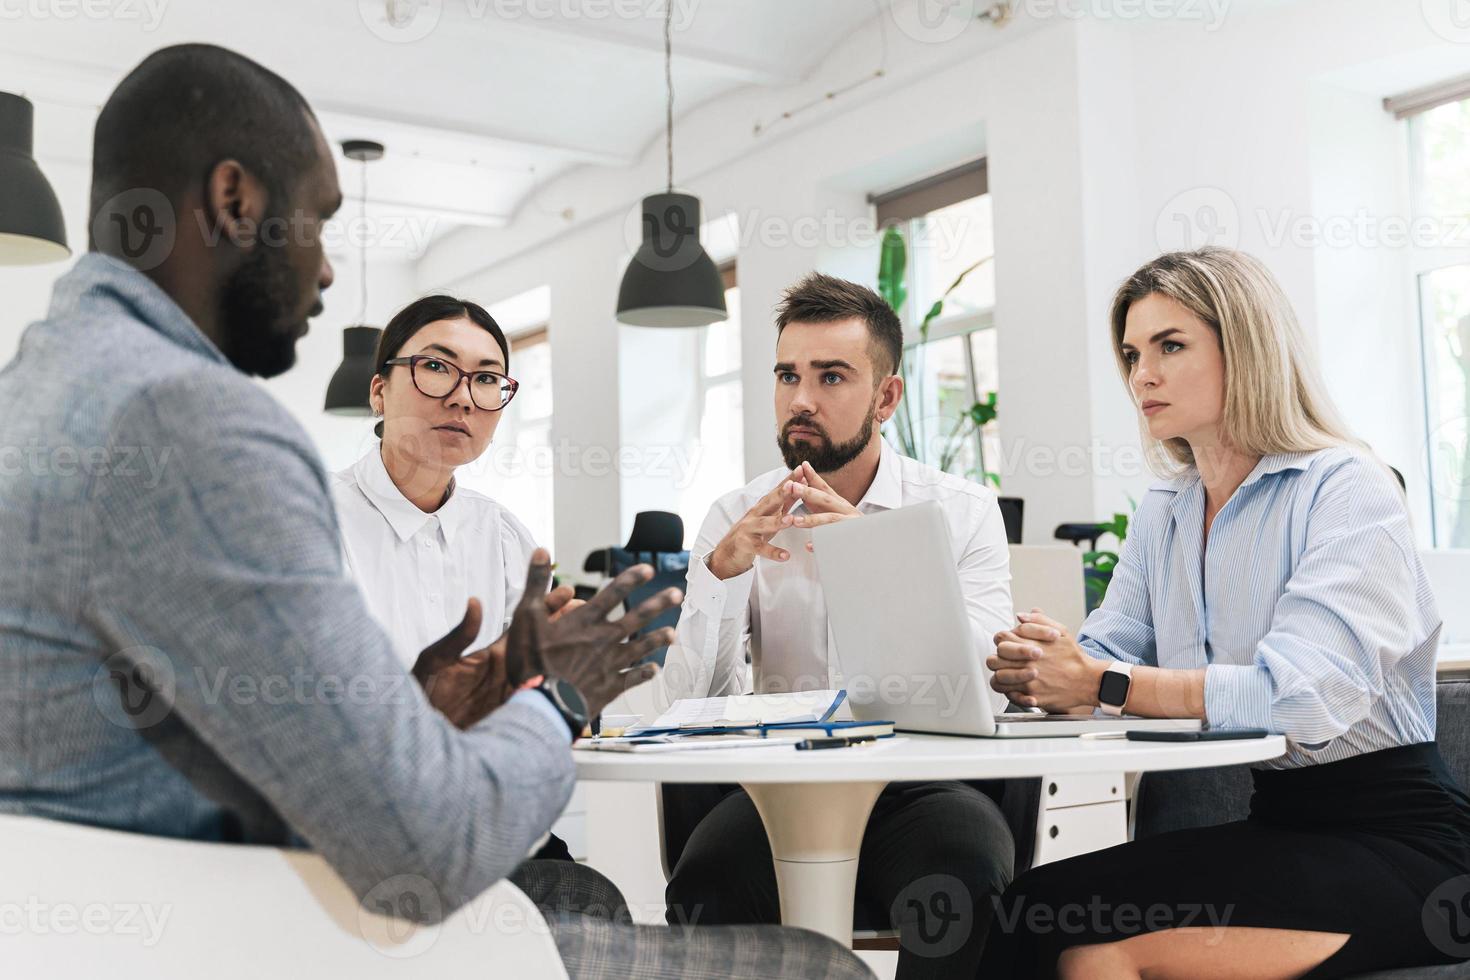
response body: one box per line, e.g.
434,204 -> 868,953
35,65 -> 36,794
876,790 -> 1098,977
876,225 -> 997,485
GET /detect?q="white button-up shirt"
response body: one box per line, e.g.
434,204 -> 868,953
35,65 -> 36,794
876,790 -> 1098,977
657,439 -> 1013,711
332,448 -> 538,668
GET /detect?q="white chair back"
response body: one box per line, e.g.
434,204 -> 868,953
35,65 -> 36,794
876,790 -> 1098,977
0,813 -> 567,980
1008,545 -> 1087,633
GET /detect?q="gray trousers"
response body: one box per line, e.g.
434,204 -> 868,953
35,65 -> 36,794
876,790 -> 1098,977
510,859 -> 873,980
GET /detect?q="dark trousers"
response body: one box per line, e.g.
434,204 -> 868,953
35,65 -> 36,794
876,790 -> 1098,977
665,780 -> 1015,979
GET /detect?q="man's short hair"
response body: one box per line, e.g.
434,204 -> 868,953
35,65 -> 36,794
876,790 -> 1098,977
90,44 -> 320,234
774,272 -> 904,378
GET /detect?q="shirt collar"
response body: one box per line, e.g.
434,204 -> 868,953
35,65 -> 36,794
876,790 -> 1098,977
352,447 -> 463,545
856,439 -> 905,512
50,253 -> 230,366
1240,451 -> 1316,488
1156,450 -> 1318,495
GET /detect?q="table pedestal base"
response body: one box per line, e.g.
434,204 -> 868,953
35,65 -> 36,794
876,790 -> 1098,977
743,780 -> 888,944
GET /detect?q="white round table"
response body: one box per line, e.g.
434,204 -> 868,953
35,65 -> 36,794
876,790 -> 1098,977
574,733 -> 1286,943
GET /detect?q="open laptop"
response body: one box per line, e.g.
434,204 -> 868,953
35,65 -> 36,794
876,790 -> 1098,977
811,501 -> 1202,738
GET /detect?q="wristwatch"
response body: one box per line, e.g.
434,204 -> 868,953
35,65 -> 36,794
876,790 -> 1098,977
535,677 -> 590,739
1097,661 -> 1134,717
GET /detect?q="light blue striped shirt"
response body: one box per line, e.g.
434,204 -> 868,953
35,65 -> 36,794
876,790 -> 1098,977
1078,447 -> 1440,769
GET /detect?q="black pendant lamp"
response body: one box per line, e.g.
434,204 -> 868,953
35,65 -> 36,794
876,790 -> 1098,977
0,92 -> 69,265
615,2 -> 725,328
324,140 -> 385,415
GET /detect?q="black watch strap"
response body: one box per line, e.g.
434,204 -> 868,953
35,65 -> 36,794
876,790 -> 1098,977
535,678 -> 589,739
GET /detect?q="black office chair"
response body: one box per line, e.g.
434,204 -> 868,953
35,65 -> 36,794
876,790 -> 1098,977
998,496 -> 1024,544
581,511 -> 690,666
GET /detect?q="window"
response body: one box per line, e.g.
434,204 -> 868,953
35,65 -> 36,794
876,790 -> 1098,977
674,264 -> 744,547
1407,95 -> 1470,546
872,161 -> 999,486
461,326 -> 555,555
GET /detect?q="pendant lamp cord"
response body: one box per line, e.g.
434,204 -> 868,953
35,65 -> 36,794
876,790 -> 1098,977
664,0 -> 674,194
357,156 -> 369,324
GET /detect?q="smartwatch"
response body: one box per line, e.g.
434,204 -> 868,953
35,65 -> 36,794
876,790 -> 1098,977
1097,661 -> 1134,717
535,677 -> 590,740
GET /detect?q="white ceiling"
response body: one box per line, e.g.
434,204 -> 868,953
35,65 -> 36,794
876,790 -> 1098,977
0,0 -> 891,260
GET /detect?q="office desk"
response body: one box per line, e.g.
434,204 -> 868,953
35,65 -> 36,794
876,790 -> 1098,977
574,733 -> 1286,944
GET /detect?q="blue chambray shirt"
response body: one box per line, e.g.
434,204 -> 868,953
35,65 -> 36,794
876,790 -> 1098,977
0,254 -> 571,913
1078,448 -> 1441,769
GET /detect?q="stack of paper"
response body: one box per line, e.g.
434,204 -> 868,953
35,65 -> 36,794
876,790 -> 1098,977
633,689 -> 849,733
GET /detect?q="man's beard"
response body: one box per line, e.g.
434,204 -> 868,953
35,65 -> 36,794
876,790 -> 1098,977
217,235 -> 312,379
778,401 -> 878,473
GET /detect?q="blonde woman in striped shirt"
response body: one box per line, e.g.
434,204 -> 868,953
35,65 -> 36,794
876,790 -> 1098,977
981,248 -> 1470,978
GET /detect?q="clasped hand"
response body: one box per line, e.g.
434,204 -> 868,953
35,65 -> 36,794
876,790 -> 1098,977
988,608 -> 1105,712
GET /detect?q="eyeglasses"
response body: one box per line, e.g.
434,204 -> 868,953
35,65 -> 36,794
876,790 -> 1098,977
383,355 -> 519,412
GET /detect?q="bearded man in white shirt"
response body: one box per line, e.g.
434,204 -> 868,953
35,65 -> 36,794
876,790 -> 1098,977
661,272 -> 1015,979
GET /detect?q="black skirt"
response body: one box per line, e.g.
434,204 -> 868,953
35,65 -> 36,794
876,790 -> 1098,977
979,742 -> 1470,978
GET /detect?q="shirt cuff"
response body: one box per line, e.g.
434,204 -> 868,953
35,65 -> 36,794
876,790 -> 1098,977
510,688 -> 573,745
1204,663 -> 1276,731
685,550 -> 754,620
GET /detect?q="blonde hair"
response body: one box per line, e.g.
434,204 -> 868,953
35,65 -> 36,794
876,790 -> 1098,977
1109,247 -> 1363,477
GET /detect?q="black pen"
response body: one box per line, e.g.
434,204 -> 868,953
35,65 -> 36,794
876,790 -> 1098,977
796,735 -> 878,751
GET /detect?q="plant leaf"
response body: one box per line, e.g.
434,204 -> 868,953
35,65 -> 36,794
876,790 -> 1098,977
877,226 -> 907,314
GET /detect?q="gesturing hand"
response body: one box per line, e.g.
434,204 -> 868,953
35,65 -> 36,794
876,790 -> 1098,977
707,467 -> 806,580
504,549 -> 683,720
411,582 -> 584,729
411,599 -> 510,729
